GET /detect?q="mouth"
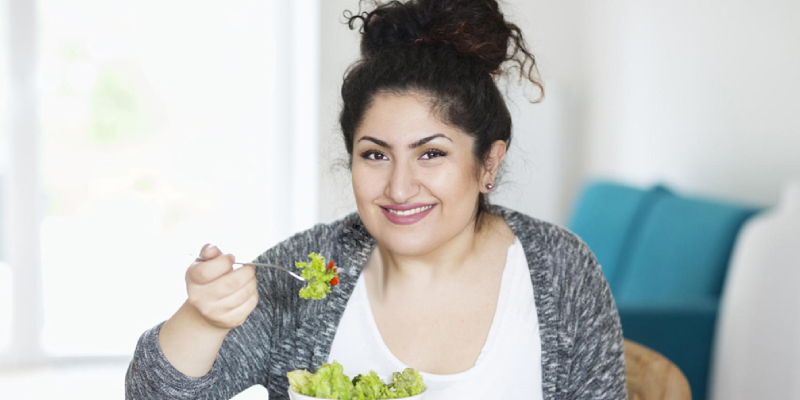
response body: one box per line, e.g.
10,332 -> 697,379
383,204 -> 434,216
380,204 -> 436,225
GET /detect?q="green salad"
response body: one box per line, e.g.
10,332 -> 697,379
295,252 -> 340,300
287,361 -> 425,399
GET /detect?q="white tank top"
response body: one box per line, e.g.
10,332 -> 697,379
327,237 -> 543,399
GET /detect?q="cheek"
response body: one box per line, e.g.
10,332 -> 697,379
425,162 -> 480,200
351,164 -> 382,202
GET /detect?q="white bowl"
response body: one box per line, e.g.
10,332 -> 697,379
288,389 -> 426,400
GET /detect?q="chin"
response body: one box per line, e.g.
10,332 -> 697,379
378,230 -> 442,256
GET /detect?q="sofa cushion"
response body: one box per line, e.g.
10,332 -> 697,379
568,181 -> 667,291
615,194 -> 759,303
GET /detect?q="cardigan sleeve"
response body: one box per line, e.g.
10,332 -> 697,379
564,243 -> 628,400
125,223 -> 331,399
125,301 -> 273,400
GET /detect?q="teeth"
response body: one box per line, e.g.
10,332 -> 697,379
386,205 -> 433,216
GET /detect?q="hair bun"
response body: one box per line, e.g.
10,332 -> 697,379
346,0 -> 539,79
425,0 -> 510,73
345,1 -> 430,60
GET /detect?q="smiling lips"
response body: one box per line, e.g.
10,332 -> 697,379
380,203 -> 436,225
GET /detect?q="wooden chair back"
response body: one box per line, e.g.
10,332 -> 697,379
625,340 -> 692,400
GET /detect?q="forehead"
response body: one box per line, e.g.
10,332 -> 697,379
354,91 -> 468,144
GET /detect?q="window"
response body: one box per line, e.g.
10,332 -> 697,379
1,0 -> 320,372
36,0 -> 277,356
36,0 -> 279,356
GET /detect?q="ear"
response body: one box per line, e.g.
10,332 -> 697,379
480,140 -> 507,193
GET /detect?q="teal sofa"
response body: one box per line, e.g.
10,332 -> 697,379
568,181 -> 761,400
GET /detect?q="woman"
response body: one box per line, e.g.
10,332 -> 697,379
126,1 -> 627,399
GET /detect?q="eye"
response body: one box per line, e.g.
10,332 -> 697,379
360,150 -> 388,161
420,149 -> 447,160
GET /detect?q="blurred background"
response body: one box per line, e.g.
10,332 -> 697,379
1,0 -> 798,399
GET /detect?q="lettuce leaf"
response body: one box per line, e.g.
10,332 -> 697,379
307,362 -> 355,399
389,369 -> 425,397
295,252 -> 339,300
286,361 -> 424,399
287,369 -> 314,394
353,371 -> 393,399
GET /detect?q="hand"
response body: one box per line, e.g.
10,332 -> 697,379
185,244 -> 259,331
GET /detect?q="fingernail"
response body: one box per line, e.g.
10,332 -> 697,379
205,244 -> 217,257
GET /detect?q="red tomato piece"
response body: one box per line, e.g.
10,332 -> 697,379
326,260 -> 334,271
330,276 -> 339,286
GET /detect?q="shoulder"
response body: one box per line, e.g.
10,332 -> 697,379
490,205 -> 609,316
490,205 -> 598,273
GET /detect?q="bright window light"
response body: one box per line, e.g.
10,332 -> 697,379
0,0 -> 10,353
36,0 -> 275,356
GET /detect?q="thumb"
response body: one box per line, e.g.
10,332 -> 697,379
188,243 -> 235,284
201,243 -> 222,259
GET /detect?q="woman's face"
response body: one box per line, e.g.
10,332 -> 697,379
351,91 -> 491,256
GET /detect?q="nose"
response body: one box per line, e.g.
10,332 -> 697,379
385,160 -> 419,203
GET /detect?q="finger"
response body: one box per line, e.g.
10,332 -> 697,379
190,244 -> 221,266
187,252 -> 235,285
220,290 -> 259,328
213,277 -> 258,313
206,264 -> 255,299
186,260 -> 248,309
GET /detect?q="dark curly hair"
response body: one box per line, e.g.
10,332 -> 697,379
340,0 -> 543,226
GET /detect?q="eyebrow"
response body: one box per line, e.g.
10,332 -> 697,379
357,133 -> 452,150
358,136 -> 393,149
409,133 -> 451,149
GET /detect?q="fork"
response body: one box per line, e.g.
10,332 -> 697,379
190,254 -> 306,282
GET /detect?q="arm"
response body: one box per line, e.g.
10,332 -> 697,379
125,223 -> 329,399
125,278 -> 273,400
566,251 -> 628,400
158,301 -> 231,378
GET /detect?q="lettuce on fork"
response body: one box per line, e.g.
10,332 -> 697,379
295,252 -> 340,300
287,361 -> 425,399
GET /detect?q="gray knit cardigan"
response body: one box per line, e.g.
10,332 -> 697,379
126,206 -> 627,400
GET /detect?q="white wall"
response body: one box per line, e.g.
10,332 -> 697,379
583,0 -> 800,208
317,0 -> 800,224
317,0 -> 361,223
491,0 -> 589,224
